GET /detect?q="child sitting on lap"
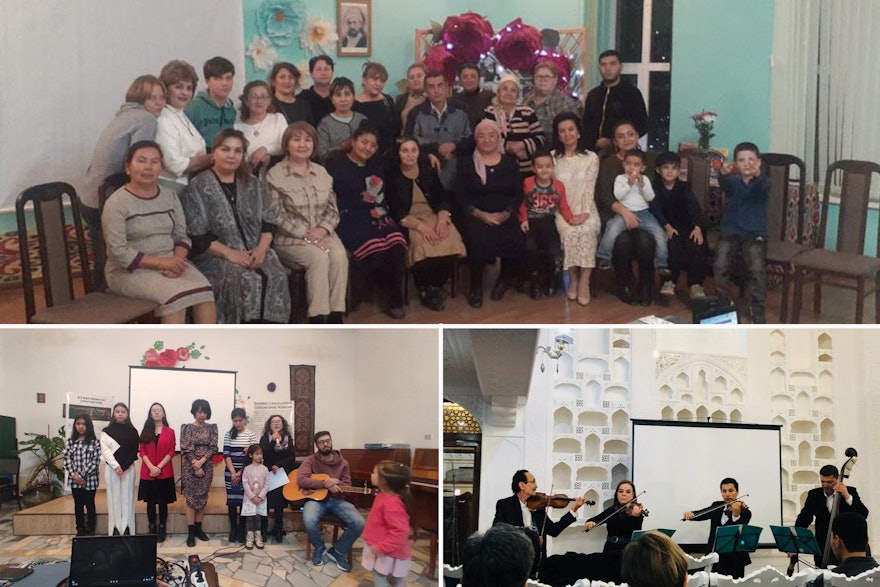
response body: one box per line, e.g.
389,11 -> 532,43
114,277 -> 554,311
651,151 -> 711,299
596,150 -> 669,280
519,149 -> 577,298
713,142 -> 770,324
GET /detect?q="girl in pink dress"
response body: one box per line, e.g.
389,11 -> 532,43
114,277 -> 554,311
362,461 -> 414,587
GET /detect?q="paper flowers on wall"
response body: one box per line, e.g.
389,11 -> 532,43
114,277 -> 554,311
257,0 -> 305,47
248,35 -> 279,71
301,16 -> 338,54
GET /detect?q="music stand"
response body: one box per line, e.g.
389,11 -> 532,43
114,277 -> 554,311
714,524 -> 761,556
631,529 -> 676,541
770,525 -> 820,572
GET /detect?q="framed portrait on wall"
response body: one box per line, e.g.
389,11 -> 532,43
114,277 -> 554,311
337,0 -> 371,57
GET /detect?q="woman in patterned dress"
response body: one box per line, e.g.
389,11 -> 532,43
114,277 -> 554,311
180,399 -> 218,547
223,408 -> 256,544
481,74 -> 545,177
550,112 -> 601,305
102,141 -> 216,323
181,129 -> 291,323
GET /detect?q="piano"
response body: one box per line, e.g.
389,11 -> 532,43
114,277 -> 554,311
411,448 -> 439,578
342,447 -> 411,509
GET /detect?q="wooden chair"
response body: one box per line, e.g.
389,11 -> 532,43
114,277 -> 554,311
0,456 -> 23,510
791,160 -> 880,323
16,182 -> 158,323
761,153 -> 808,323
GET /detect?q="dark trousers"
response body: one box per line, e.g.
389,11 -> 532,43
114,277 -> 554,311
524,216 -> 562,279
352,246 -> 407,308
468,258 -> 523,294
713,234 -> 767,307
411,256 -> 455,290
667,233 -> 710,286
72,488 -> 96,532
145,502 -> 169,526
611,229 -> 656,298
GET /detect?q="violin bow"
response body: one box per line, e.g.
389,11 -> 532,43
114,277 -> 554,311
584,491 -> 646,532
682,494 -> 750,521
534,484 -> 554,580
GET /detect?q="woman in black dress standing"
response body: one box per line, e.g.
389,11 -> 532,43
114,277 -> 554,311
259,414 -> 298,543
585,480 -> 645,553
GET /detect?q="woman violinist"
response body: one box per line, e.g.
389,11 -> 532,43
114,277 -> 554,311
585,480 -> 646,553
682,477 -> 752,578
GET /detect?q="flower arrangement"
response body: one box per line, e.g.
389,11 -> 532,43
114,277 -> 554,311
691,110 -> 717,151
140,340 -> 210,367
423,12 -> 581,98
301,16 -> 337,54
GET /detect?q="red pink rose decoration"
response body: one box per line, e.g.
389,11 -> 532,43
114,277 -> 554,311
141,341 -> 208,367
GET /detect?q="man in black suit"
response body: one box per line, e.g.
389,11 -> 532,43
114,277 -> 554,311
795,464 -> 869,568
493,469 -> 586,576
683,477 -> 752,578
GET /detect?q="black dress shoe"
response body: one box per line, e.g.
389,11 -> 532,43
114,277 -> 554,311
327,311 -> 345,324
528,280 -> 541,300
618,285 -> 636,305
308,315 -> 327,324
489,279 -> 507,301
467,291 -> 483,308
387,306 -> 406,319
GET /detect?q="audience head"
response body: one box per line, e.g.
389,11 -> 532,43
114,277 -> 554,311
598,49 -> 622,84
159,60 -> 199,110
269,62 -> 302,98
202,56 -> 235,101
532,62 -> 559,96
264,414 -> 293,440
111,402 -> 132,426
229,408 -> 248,439
552,111 -> 588,155
124,141 -> 163,186
211,128 -> 251,180
732,142 -> 761,179
329,77 -> 356,114
458,62 -> 482,93
348,121 -> 380,163
496,74 -> 521,107
425,72 -> 448,108
239,80 -> 274,121
309,55 -> 335,87
71,413 -> 96,442
190,398 -> 212,420
282,121 -> 318,162
406,63 -> 427,94
622,531 -> 689,587
612,120 -> 640,154
361,61 -> 389,97
126,75 -> 166,117
462,523 -> 534,587
831,512 -> 869,557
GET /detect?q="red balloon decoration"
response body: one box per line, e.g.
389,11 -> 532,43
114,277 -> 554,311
424,44 -> 458,86
441,11 -> 493,63
535,50 -> 572,91
492,18 -> 542,71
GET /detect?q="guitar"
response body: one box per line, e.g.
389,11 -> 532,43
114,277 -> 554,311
283,472 -> 376,502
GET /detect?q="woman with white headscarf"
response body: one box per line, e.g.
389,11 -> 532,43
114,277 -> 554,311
454,118 -> 525,308
481,74 -> 545,177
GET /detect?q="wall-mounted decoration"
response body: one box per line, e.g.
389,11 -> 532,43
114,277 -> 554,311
257,0 -> 305,47
247,34 -> 278,71
337,0 -> 371,57
139,340 -> 210,367
301,16 -> 338,55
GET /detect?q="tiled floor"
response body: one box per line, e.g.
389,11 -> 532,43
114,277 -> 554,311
0,507 -> 437,587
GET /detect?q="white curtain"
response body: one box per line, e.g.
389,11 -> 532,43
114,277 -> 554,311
771,0 -> 880,192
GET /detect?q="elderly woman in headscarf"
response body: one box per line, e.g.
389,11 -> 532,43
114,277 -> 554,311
481,73 -> 545,177
454,118 -> 525,308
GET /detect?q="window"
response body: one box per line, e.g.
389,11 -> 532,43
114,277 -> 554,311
615,0 -> 673,151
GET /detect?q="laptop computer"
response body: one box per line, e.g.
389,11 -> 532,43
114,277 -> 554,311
692,296 -> 739,324
69,535 -> 157,586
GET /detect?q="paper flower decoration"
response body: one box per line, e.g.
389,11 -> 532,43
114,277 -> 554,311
247,35 -> 278,71
535,50 -> 571,90
424,44 -> 458,86
441,12 -> 493,63
493,18 -> 542,71
301,15 -> 337,55
257,0 -> 305,47
296,59 -> 312,87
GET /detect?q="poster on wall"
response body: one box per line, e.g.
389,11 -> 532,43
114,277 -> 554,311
338,0 -> 371,56
65,392 -> 114,492
251,401 -> 295,435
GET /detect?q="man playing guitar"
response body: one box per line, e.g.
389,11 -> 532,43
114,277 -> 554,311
297,431 -> 365,572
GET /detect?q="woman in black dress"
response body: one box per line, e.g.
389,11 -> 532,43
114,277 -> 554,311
269,62 -> 315,126
354,62 -> 399,155
259,414 -> 298,543
585,480 -> 645,553
455,118 -> 525,308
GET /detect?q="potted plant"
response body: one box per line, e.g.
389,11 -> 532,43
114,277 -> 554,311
17,426 -> 66,506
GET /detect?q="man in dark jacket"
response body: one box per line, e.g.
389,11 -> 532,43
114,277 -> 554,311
581,50 -> 648,155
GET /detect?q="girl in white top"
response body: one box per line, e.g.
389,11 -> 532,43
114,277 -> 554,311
235,80 -> 287,172
156,60 -> 212,193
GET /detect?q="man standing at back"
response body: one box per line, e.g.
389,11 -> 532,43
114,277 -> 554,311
581,50 -> 648,155
297,430 -> 365,571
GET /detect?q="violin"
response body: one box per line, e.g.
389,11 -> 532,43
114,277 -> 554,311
623,500 -> 650,517
585,491 -> 648,532
682,494 -> 750,521
526,493 -> 596,511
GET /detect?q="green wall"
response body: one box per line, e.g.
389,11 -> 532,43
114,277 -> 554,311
669,0 -> 774,156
